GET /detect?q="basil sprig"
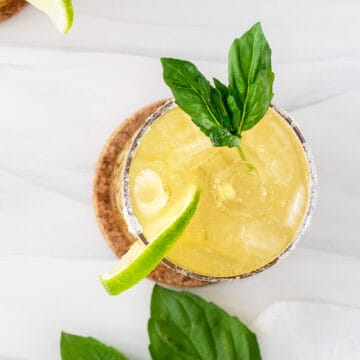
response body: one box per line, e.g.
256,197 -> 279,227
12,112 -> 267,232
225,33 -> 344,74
61,285 -> 261,359
161,22 -> 274,148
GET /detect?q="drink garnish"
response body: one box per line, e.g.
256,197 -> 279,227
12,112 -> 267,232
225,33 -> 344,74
100,185 -> 200,295
161,22 -> 274,150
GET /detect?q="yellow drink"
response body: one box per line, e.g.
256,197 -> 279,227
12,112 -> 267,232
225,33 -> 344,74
127,104 -> 312,278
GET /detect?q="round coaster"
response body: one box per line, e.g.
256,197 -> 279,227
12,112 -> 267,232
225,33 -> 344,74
0,0 -> 27,22
93,99 -> 209,287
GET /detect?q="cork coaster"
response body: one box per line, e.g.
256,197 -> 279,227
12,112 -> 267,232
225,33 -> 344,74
0,0 -> 27,22
93,100 -> 209,287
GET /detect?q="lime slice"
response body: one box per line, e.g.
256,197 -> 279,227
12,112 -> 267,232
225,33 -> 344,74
100,186 -> 200,295
27,0 -> 74,34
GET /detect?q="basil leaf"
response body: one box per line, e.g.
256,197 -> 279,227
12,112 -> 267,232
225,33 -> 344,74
213,77 -> 233,125
209,127 -> 240,147
161,58 -> 240,147
213,78 -> 242,132
60,331 -> 128,360
148,285 -> 261,360
213,77 -> 229,101
210,87 -> 232,130
228,22 -> 274,132
227,94 -> 242,131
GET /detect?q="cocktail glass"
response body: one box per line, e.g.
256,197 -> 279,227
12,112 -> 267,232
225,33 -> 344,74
112,99 -> 317,282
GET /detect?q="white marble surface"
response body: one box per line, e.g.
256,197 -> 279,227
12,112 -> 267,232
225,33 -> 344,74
0,0 -> 359,359
253,302 -> 360,359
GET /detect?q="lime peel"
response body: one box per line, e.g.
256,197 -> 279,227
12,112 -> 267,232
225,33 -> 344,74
100,186 -> 200,295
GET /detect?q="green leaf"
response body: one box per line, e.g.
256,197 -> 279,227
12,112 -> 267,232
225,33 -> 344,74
227,94 -> 242,131
60,331 -> 128,360
213,78 -> 230,101
148,285 -> 262,360
213,78 -> 234,130
161,58 -> 240,147
213,78 -> 242,132
209,127 -> 240,147
210,87 -> 232,130
228,22 -> 274,132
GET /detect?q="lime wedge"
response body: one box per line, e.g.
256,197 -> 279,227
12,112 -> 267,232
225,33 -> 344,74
100,186 -> 200,295
27,0 -> 74,34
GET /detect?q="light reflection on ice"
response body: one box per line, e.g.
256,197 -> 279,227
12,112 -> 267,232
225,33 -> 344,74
134,169 -> 168,214
286,185 -> 306,228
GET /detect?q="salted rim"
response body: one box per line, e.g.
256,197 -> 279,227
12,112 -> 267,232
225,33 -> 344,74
122,99 -> 318,282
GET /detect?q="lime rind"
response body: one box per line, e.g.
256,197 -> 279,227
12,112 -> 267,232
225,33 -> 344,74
100,187 -> 200,295
59,0 -> 74,34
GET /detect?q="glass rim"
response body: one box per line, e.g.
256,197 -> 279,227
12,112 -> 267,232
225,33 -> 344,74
122,99 -> 318,282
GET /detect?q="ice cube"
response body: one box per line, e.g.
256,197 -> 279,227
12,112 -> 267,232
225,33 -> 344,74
133,169 -> 168,214
216,182 -> 237,202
